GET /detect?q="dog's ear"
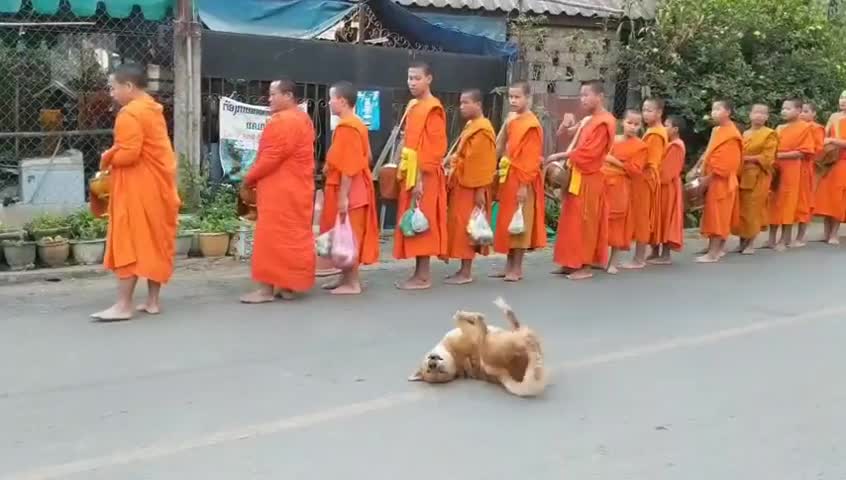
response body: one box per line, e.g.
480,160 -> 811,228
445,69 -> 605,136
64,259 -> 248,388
407,367 -> 424,382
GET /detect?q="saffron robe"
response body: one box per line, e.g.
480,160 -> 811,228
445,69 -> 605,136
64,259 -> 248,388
552,111 -> 615,269
319,114 -> 380,266
494,111 -> 546,253
814,114 -> 846,221
700,123 -> 743,239
658,138 -> 686,250
627,126 -> 667,244
795,123 -> 824,223
769,121 -> 816,225
447,117 -> 497,259
602,136 -> 647,249
246,108 -> 316,292
98,93 -> 181,284
394,96 -> 449,259
731,127 -> 778,239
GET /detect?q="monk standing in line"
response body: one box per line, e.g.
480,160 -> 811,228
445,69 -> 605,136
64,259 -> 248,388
318,81 -> 380,295
394,61 -> 448,290
696,100 -> 743,263
491,82 -> 546,281
241,79 -> 316,303
603,110 -> 647,274
622,98 -> 667,269
767,99 -> 816,251
547,80 -> 615,280
445,89 -> 497,284
651,114 -> 687,264
731,104 -> 778,255
813,91 -> 846,244
91,64 -> 181,321
793,102 -> 825,246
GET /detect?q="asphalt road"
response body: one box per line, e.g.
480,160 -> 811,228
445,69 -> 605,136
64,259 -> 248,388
1,241 -> 845,480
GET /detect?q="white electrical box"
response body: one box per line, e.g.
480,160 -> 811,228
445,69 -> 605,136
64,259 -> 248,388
19,149 -> 86,205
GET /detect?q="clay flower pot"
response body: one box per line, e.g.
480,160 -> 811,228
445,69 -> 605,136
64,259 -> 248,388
198,232 -> 230,258
71,239 -> 105,265
175,231 -> 195,258
37,238 -> 70,268
2,241 -> 36,271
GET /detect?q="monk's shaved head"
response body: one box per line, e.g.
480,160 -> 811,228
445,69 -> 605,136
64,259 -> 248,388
714,99 -> 734,114
331,81 -> 357,109
644,97 -> 665,111
624,109 -> 643,120
461,88 -> 483,104
409,60 -> 432,76
665,114 -> 686,131
784,98 -> 804,110
751,103 -> 770,112
581,79 -> 605,96
802,102 -> 818,113
510,81 -> 531,97
112,63 -> 148,88
271,78 -> 296,96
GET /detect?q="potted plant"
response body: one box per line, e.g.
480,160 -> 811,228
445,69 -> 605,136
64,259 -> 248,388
0,222 -> 26,266
176,216 -> 200,258
36,235 -> 70,268
198,216 -> 237,257
68,210 -> 108,265
2,238 -> 36,271
25,212 -> 72,241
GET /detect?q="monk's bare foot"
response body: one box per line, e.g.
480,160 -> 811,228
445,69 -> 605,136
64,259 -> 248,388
763,243 -> 775,250
740,247 -> 756,255
695,247 -> 708,255
444,274 -> 473,285
826,237 -> 840,245
567,269 -> 593,280
91,305 -> 133,322
321,280 -> 341,290
774,243 -> 787,252
395,278 -> 431,290
136,303 -> 160,315
695,254 -> 720,263
503,272 -> 522,282
606,264 -> 619,275
488,271 -> 507,278
620,261 -> 646,270
240,290 -> 275,304
647,257 -> 672,265
275,289 -> 297,300
330,283 -> 362,295
791,240 -> 807,248
550,267 -> 574,275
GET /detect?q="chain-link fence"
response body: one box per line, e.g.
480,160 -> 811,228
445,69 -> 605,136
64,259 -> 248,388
0,1 -> 173,207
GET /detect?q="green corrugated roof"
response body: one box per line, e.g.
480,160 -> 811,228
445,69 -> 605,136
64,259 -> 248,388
0,0 -> 173,20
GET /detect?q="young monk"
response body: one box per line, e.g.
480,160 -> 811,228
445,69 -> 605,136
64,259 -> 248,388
794,102 -> 825,246
394,61 -> 448,290
768,99 -> 816,251
491,81 -> 546,281
696,99 -> 743,263
445,88 -> 497,284
623,98 -> 667,269
813,91 -> 846,244
547,80 -> 615,280
90,64 -> 181,321
731,104 -> 778,255
651,114 -> 687,264
318,81 -> 380,295
240,79 -> 316,303
602,110 -> 647,274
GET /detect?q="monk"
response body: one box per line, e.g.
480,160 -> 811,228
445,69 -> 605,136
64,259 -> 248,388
394,61 -> 448,290
492,81 -> 546,281
813,90 -> 846,244
794,102 -> 825,246
651,114 -> 687,264
318,81 -> 380,295
602,110 -> 647,274
547,80 -> 615,280
623,98 -> 667,269
240,79 -> 317,303
767,99 -> 816,251
696,99 -> 743,263
445,88 -> 497,284
90,64 -> 181,321
731,104 -> 778,255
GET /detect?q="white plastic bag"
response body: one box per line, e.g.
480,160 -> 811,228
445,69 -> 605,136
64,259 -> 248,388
508,204 -> 526,235
315,230 -> 332,257
411,206 -> 430,234
467,207 -> 494,245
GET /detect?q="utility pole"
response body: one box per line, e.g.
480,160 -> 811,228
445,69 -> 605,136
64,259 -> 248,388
173,0 -> 202,177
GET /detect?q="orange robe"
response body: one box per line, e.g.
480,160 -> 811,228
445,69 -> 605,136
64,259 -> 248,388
394,96 -> 449,259
96,93 -> 181,284
795,123 -> 824,223
630,126 -> 667,244
731,127 -> 778,238
245,108 -> 316,292
769,121 -> 816,226
658,138 -> 685,250
700,123 -> 743,239
602,136 -> 647,250
319,115 -> 380,266
494,112 -> 546,253
553,112 -> 615,269
447,117 -> 497,259
814,114 -> 846,221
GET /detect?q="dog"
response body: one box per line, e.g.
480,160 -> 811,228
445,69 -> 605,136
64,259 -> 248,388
408,297 -> 547,397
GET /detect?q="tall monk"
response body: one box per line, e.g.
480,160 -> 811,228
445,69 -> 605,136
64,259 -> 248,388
813,91 -> 846,244
492,81 -> 546,281
394,61 -> 448,290
696,99 -> 743,263
445,88 -> 497,284
794,102 -> 825,246
318,81 -> 380,295
731,104 -> 778,255
603,110 -> 647,274
90,64 -> 180,321
652,114 -> 687,264
623,98 -> 667,269
547,80 -> 615,280
767,99 -> 816,251
240,79 -> 316,303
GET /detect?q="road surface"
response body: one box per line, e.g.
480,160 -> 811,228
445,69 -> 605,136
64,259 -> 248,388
1,243 -> 845,479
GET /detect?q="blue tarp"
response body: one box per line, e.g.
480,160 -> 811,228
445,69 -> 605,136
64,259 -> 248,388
413,11 -> 506,43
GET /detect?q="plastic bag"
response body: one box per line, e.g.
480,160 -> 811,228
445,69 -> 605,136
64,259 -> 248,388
315,230 -> 332,257
508,204 -> 526,235
400,198 -> 429,237
467,207 -> 494,245
411,206 -> 429,234
330,215 -> 358,269
400,204 -> 417,237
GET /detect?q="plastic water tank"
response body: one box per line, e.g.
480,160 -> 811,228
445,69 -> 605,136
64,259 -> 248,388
19,149 -> 85,205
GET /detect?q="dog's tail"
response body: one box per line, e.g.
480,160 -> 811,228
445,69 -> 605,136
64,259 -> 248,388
493,297 -> 520,330
500,333 -> 547,398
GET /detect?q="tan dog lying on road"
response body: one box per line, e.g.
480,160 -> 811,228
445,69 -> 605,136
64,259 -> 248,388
408,297 -> 547,397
